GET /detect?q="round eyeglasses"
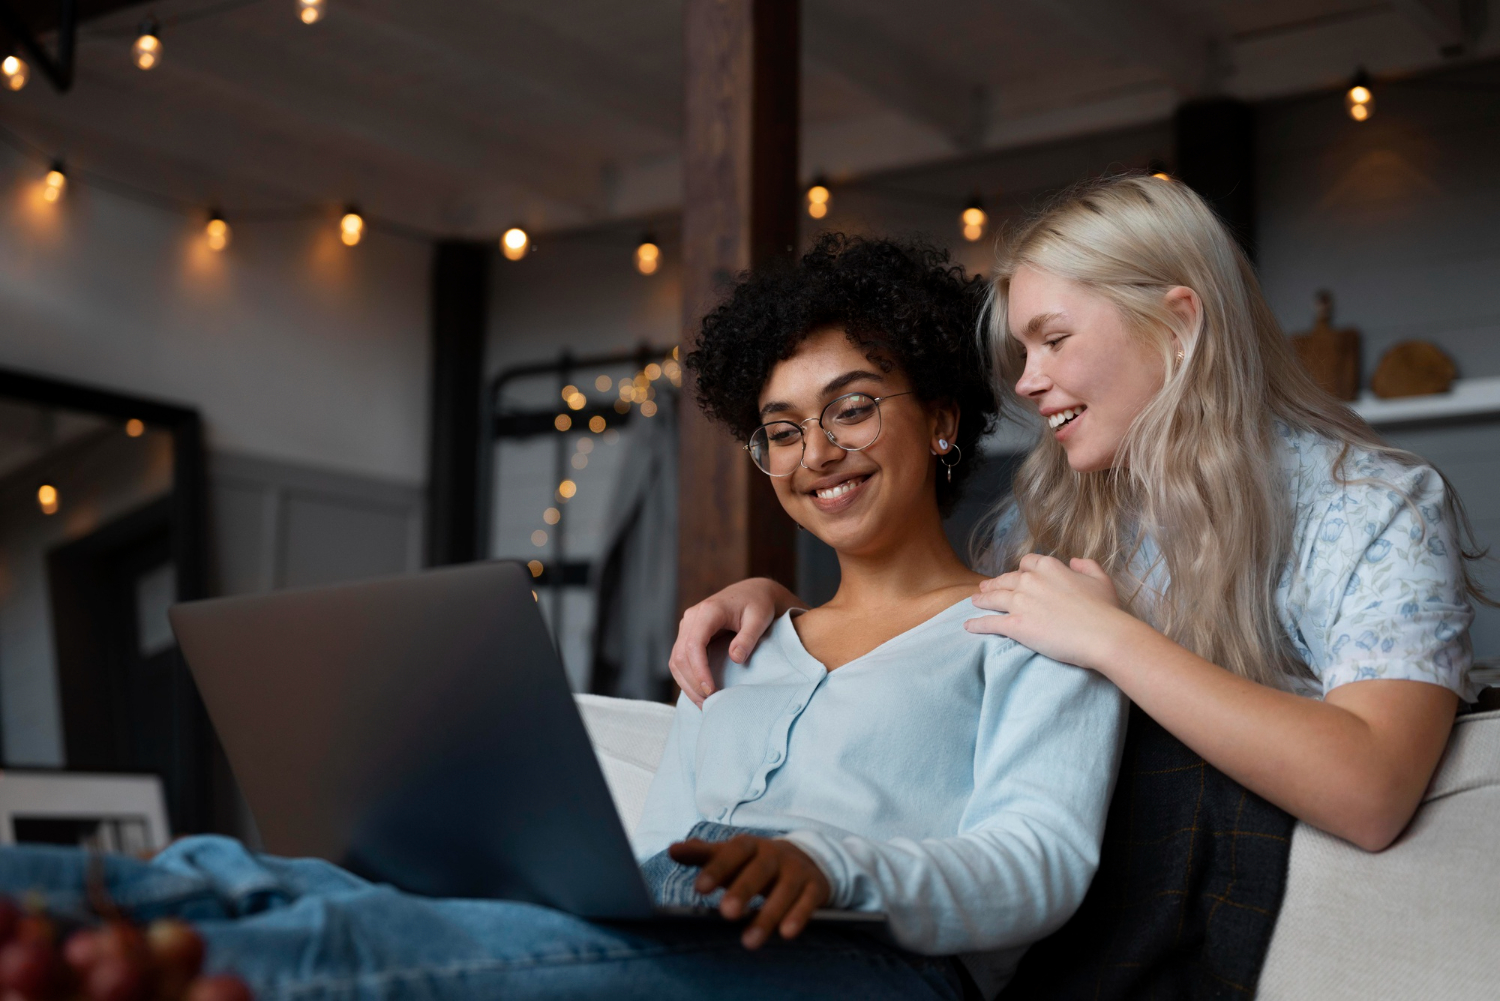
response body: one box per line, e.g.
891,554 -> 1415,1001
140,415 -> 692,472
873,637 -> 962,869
745,391 -> 914,477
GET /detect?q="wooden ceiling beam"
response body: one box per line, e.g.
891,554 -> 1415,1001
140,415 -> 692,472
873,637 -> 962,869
1020,0 -> 1216,97
803,3 -> 983,149
1388,0 -> 1484,53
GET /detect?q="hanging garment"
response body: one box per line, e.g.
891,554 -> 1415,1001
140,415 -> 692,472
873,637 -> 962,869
589,388 -> 678,702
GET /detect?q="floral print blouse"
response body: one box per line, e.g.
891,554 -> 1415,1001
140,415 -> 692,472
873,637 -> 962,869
1273,423 -> 1475,701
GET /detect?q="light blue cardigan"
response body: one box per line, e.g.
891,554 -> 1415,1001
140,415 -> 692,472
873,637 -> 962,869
632,598 -> 1127,993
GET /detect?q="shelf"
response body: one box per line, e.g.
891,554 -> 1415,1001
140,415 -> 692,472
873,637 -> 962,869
1350,377 -> 1500,427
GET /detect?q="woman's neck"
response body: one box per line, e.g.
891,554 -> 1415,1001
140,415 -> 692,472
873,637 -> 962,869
825,507 -> 980,613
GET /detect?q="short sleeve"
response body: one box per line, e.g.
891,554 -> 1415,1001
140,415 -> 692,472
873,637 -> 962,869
1289,460 -> 1474,699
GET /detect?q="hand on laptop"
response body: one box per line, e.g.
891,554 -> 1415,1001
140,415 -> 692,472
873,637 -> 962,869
668,835 -> 831,949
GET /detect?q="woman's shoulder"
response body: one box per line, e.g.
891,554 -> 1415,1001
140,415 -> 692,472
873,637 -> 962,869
1275,422 -> 1447,519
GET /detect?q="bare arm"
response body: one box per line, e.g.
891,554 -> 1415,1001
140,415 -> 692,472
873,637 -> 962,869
668,577 -> 804,706
970,555 -> 1458,851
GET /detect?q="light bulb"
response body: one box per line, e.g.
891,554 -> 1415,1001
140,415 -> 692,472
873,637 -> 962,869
37,484 -> 59,515
961,199 -> 987,243
1345,69 -> 1374,122
298,0 -> 325,24
340,207 -> 364,246
43,163 -> 66,203
125,419 -> 146,437
635,234 -> 660,275
206,212 -> 230,251
2,55 -> 28,91
806,177 -> 830,219
133,20 -> 162,71
501,227 -> 530,260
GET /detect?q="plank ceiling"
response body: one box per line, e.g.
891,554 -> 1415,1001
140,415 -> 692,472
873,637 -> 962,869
0,0 -> 1493,238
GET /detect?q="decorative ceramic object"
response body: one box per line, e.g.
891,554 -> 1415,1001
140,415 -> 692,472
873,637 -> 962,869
1371,341 -> 1457,399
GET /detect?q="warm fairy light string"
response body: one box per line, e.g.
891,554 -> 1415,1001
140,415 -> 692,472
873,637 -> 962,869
523,349 -> 682,581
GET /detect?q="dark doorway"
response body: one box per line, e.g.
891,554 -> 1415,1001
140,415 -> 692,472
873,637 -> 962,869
47,498 -> 199,833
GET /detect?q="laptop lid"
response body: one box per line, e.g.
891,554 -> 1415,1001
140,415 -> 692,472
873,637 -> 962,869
170,560 -> 655,919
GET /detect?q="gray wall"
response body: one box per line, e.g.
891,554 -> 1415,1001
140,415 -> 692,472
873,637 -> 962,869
210,452 -> 423,599
1258,61 -> 1500,382
1258,61 -> 1500,662
0,142 -> 432,485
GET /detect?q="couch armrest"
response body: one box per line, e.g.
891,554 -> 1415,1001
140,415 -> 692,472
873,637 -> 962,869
574,693 -> 676,836
1258,709 -> 1500,1000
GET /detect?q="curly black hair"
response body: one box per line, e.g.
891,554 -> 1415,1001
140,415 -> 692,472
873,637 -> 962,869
686,233 -> 998,512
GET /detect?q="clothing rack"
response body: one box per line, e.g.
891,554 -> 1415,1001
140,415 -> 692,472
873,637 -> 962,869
484,343 -> 676,650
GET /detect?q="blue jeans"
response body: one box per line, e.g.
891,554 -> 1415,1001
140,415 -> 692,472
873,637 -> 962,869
0,836 -> 965,1001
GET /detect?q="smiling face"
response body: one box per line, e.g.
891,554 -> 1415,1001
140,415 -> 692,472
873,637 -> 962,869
755,327 -> 955,556
1007,265 -> 1169,473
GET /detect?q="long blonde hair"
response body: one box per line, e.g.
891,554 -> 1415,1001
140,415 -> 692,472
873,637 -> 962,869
981,174 -> 1484,687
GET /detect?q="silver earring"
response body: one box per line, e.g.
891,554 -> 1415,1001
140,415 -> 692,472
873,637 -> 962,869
938,442 -> 962,483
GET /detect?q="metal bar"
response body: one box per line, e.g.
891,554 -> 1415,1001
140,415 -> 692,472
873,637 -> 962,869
489,342 -> 675,404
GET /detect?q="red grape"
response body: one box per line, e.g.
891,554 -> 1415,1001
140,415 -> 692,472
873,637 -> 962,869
0,898 -> 18,944
64,928 -> 104,970
0,938 -> 58,999
14,915 -> 54,946
86,955 -> 150,1001
98,921 -> 148,961
185,974 -> 253,1001
148,919 -> 205,997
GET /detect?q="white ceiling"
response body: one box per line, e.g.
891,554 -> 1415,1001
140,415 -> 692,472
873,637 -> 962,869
0,0 -> 1492,239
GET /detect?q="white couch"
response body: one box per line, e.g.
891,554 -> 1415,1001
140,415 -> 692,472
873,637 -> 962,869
573,694 -> 1500,1000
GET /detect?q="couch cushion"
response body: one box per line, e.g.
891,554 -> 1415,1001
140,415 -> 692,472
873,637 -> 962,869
1257,708 -> 1500,1001
574,693 -> 676,837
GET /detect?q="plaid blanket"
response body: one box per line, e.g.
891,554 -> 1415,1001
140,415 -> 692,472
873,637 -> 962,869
999,704 -> 1295,1000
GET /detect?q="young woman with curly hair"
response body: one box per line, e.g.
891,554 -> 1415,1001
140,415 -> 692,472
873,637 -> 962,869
0,236 -> 1123,1001
672,175 -> 1482,856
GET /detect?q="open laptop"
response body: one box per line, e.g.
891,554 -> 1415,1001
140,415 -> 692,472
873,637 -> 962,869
169,560 -> 882,927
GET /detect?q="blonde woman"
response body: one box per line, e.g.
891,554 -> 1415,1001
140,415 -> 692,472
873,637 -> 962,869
670,174 -> 1481,852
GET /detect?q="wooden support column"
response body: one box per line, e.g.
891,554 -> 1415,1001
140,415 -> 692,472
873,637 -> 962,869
1173,98 -> 1257,259
678,0 -> 800,610
425,240 -> 491,566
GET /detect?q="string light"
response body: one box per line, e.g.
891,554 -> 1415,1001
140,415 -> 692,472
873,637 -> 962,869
531,529 -> 548,546
594,375 -> 612,391
571,453 -> 588,470
206,210 -> 230,251
133,19 -> 163,71
576,438 -> 593,454
1148,159 -> 1172,181
125,419 -> 146,437
961,197 -> 987,242
543,507 -> 560,525
1346,68 -> 1374,122
806,176 -> 830,219
588,415 -> 606,433
527,560 -> 543,578
298,0 -> 326,24
43,162 -> 66,202
501,227 -> 530,260
37,484 -> 59,515
640,400 -> 658,417
3,55 -> 28,91
340,206 -> 365,246
554,413 -> 571,431
635,233 -> 660,275
557,479 -> 577,501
